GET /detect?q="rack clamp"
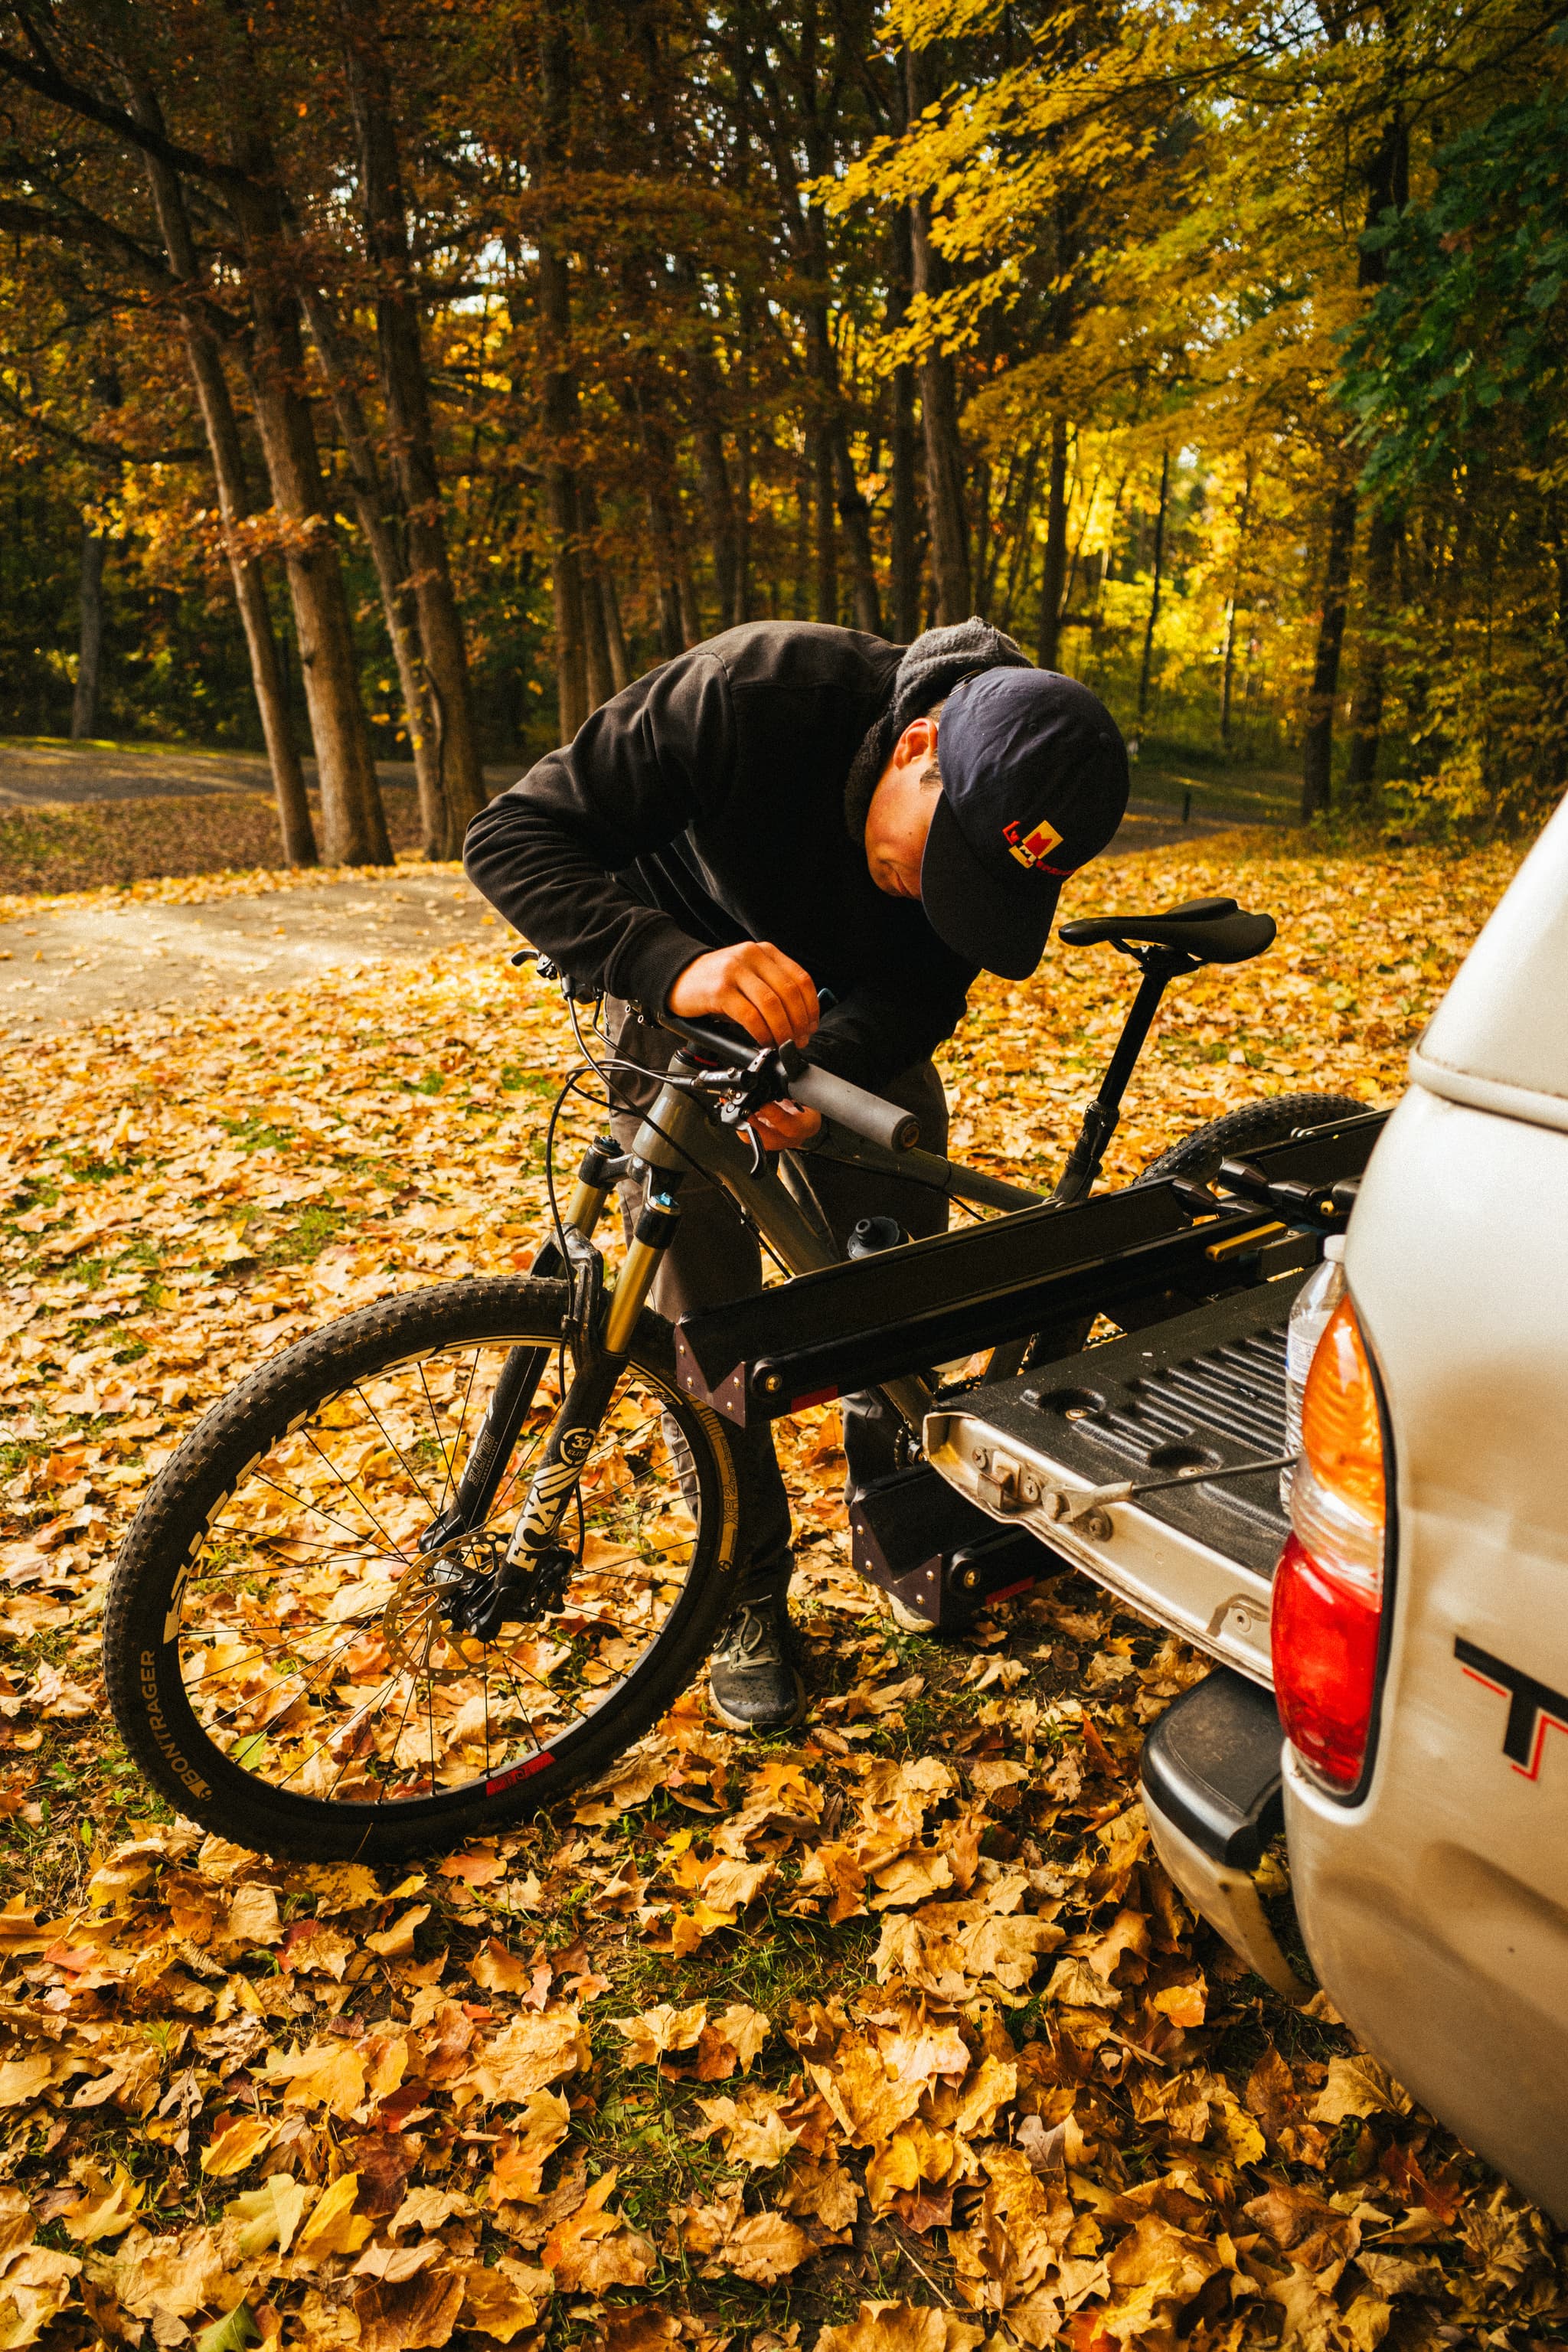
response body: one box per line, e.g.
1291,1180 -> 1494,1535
1174,1162 -> 1361,1235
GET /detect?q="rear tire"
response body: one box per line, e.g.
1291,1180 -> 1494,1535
1135,1093 -> 1370,1187
103,1277 -> 741,1861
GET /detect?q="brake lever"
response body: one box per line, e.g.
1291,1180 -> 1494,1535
706,1037 -> 817,1130
517,949 -> 604,1006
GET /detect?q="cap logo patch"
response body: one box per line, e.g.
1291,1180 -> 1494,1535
1004,815 -> 1064,870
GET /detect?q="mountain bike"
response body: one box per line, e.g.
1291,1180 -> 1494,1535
103,894 -> 1364,1859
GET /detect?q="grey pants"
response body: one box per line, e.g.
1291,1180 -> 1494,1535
605,1001 -> 949,1605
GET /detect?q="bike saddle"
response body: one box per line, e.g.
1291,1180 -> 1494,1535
1058,894 -> 1276,965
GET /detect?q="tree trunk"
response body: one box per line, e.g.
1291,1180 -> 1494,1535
134,116 -> 315,862
1091,468 -> 1130,648
70,523 -> 107,740
580,560 -> 617,710
1301,486 -> 1358,820
886,212 -> 920,642
1220,463 -> 1254,746
578,482 -> 629,691
546,442 -> 588,736
1000,462 -> 1038,634
340,0 -> 485,854
801,284 -> 881,636
812,420 -> 837,623
694,422 -> 740,631
1346,505 -> 1401,801
905,52 -> 971,625
238,277 -> 391,865
972,449 -> 996,614
1136,448 -> 1170,726
675,253 -> 737,628
909,213 -> 970,619
1334,87 -> 1410,809
676,541 -> 701,645
623,389 -> 685,660
793,456 -> 812,620
1000,444 -> 1039,632
891,362 -> 919,642
600,569 -> 632,691
831,420 -> 882,635
1037,417 -> 1070,668
736,424 -> 753,623
222,115 -> 387,866
536,0 -> 590,737
228,540 -> 317,867
302,288 -> 450,854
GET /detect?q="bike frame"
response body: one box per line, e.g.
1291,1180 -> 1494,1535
424,939 -> 1204,1625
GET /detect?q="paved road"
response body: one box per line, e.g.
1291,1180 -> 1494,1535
0,741 -> 525,810
2,873 -> 498,1036
0,795 -> 1255,1040
0,741 -> 1282,836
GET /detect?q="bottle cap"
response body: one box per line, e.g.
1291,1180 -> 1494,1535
1323,1235 -> 1346,1263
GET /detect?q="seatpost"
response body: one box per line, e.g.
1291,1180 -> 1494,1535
1050,946 -> 1193,1206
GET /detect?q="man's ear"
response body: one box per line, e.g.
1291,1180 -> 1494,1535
895,714 -> 939,769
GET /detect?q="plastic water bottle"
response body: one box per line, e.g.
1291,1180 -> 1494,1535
1282,1236 -> 1346,1509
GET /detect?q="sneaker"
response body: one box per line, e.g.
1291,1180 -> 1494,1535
708,1597 -> 805,1734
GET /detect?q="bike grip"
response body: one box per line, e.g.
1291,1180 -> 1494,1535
789,1061 -> 920,1152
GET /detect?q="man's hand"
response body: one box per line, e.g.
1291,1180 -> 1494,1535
747,1097 -> 823,1152
666,941 -> 820,1051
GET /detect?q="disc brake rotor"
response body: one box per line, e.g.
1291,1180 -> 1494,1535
381,1535 -> 497,1684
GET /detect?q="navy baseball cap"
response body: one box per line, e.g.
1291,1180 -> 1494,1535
921,668 -> 1129,978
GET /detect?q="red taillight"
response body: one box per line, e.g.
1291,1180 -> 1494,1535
1273,1533 -> 1383,1785
1272,1296 -> 1388,1792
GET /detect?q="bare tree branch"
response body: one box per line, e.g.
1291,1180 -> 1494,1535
0,11 -> 251,189
0,376 -> 203,464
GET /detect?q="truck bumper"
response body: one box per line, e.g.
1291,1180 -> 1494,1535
1138,1669 -> 1311,2003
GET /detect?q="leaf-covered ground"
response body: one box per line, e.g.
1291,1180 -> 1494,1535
1,831 -> 1562,2352
0,790 -> 432,904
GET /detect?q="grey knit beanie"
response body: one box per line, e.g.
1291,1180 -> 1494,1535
844,618 -> 1032,841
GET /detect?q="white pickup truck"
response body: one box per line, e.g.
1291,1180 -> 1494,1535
926,800 -> 1568,2226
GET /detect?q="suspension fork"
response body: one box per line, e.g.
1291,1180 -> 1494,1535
505,1178 -> 683,1566
422,1135 -> 624,1550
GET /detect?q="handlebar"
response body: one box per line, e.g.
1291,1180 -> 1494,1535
786,1061 -> 920,1154
658,1007 -> 920,1154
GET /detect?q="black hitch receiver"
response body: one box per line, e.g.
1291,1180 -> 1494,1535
850,1462 -> 1063,1630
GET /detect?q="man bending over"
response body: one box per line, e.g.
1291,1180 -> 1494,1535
465,617 -> 1129,1733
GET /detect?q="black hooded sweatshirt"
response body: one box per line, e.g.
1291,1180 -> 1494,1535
462,621 -> 985,1093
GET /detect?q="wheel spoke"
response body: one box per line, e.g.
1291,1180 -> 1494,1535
426,1350 -> 480,1522
298,1425 -> 407,1560
247,1467 -> 394,1554
152,1328 -> 714,1820
352,1382 -> 441,1514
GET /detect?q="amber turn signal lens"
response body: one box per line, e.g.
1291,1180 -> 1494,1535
1301,1296 -> 1385,1521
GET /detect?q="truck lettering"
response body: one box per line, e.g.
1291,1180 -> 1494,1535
1455,1635 -> 1568,1781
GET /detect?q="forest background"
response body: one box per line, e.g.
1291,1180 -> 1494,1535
0,0 -> 1563,871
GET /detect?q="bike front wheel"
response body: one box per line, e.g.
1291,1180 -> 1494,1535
103,1277 -> 741,1860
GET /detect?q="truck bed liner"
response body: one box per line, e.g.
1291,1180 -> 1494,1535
1013,1281 -> 1296,1576
923,1276 -> 1303,1681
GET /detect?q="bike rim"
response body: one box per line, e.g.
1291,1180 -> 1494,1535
164,1334 -> 710,1815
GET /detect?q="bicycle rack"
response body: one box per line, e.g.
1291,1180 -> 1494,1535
672,1112 -> 1387,1429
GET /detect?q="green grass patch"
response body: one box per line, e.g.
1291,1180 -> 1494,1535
259,1204 -> 348,1267
220,1114 -> 298,1152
